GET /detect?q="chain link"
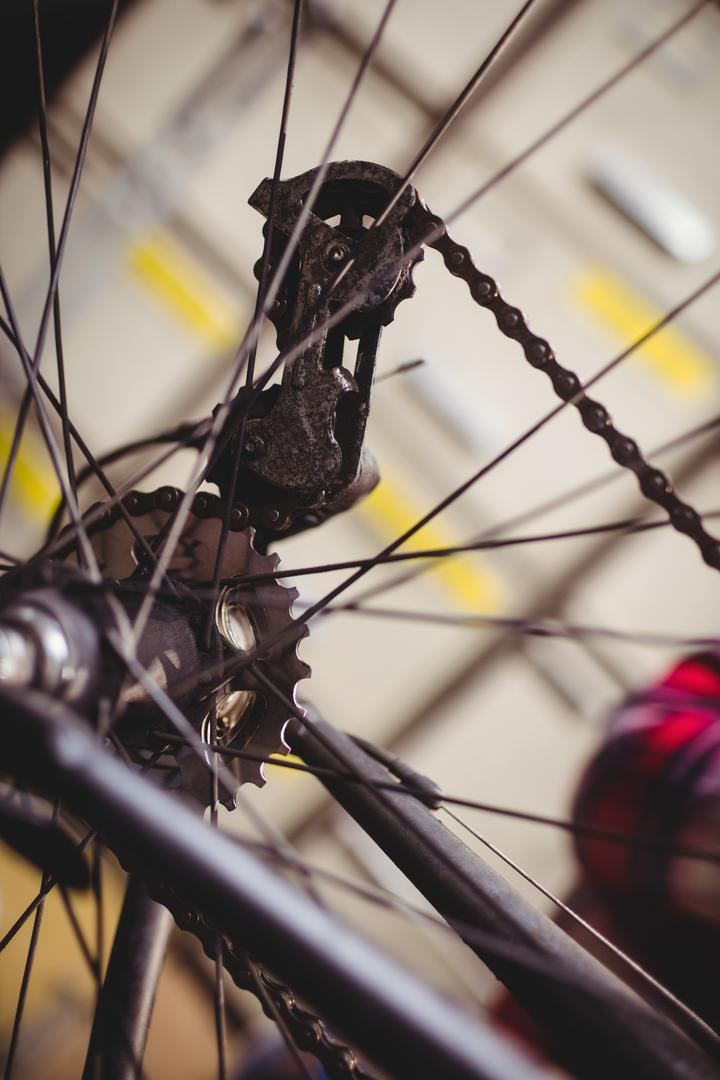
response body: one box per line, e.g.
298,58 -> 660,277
150,882 -> 376,1079
410,203 -> 720,572
88,202 -> 720,1075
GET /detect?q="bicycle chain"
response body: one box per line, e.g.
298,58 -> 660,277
65,194 -> 718,1074
147,879 -> 375,1078
410,203 -> 720,572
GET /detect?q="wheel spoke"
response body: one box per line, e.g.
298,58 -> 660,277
32,0 -> 77,503
108,633 -> 326,899
127,0 -> 401,653
3,876 -> 48,1080
308,600 -> 720,651
147,730 -> 720,869
229,0 -> 712,428
0,269 -> 100,576
264,270 -> 720,637
245,0 -> 304,389
29,0 -> 120,385
0,0 -> 120,550
58,883 -> 101,988
209,0 -> 305,630
443,807 -> 720,1060
246,958 -> 315,1080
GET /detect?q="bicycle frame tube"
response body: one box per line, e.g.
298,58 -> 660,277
83,876 -> 173,1080
288,709 -> 720,1080
2,684 -> 543,1080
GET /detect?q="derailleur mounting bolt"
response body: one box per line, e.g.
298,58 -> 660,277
243,434 -> 266,459
324,240 -> 350,266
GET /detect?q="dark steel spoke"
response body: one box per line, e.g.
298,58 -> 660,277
229,0 -> 712,427
109,637 -> 323,896
212,945 -> 227,1080
30,0 -> 120,381
443,0 -> 709,233
245,0 -> 304,388
3,880 -> 47,1080
207,700 -> 228,1080
225,507 -> 720,588
246,958 -> 315,1080
129,0 -> 400,650
247,270 -> 719,646
92,842 -> 104,1000
174,268 -> 718,706
149,730 -> 720,868
0,0 -> 120,548
0,292 -> 164,574
32,0 -> 77,502
312,600 -> 720,650
0,390 -> 33,533
444,807 -> 720,1059
375,357 -> 426,382
0,269 -> 99,575
0,748 -> 170,956
206,0 -> 306,621
59,884 -> 101,986
318,0 -> 540,313
376,0 -> 540,226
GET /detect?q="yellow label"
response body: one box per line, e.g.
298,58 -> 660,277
359,474 -> 501,612
572,268 -> 713,396
0,414 -> 58,518
127,230 -> 244,350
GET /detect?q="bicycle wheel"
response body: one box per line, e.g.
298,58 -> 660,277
0,0 -> 719,1077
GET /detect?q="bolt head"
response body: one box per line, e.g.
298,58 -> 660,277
243,434 -> 266,459
324,241 -> 349,265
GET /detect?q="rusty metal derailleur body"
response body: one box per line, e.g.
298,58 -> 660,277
209,161 -> 423,538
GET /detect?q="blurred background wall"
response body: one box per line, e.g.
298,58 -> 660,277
1,1 -> 719,1074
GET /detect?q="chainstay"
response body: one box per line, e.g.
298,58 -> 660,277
150,881 -> 376,1079
410,203 -> 720,572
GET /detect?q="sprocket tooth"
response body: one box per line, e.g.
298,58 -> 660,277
378,250 -> 423,328
217,527 -> 310,794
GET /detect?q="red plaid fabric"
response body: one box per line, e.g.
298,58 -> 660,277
573,650 -> 720,924
493,651 -> 720,1052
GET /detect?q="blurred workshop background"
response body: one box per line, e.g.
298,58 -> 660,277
1,0 -> 719,1075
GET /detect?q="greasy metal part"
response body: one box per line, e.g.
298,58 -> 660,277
0,586 -> 100,706
60,485 -> 310,800
3,685 -> 544,1080
206,158 -> 717,565
0,623 -> 36,687
186,937 -> 378,1080
82,876 -> 173,1080
66,485 -> 250,581
287,711 -> 719,1080
208,161 -> 422,533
